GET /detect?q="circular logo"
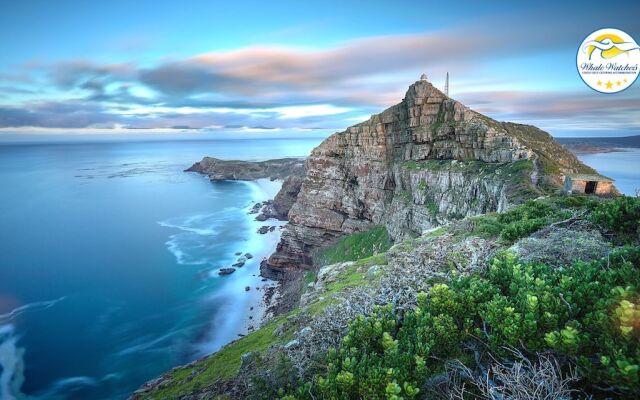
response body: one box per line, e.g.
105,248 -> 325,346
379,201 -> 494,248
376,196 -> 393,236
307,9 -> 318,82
577,28 -> 640,93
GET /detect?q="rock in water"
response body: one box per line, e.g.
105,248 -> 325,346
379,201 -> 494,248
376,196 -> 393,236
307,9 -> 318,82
265,78 -> 597,278
218,268 -> 236,275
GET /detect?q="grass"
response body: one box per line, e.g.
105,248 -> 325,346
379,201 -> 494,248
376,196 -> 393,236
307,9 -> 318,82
312,226 -> 392,266
304,254 -> 388,316
142,314 -> 296,399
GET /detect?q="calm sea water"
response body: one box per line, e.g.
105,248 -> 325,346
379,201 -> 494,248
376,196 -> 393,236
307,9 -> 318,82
576,148 -> 640,195
0,137 -> 323,400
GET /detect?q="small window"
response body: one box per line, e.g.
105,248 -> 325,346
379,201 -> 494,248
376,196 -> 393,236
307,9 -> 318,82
585,181 -> 597,194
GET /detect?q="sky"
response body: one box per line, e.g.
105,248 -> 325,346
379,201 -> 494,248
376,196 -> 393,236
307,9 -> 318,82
0,0 -> 639,138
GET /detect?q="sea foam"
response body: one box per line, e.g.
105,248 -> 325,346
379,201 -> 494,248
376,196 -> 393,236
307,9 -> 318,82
0,324 -> 25,400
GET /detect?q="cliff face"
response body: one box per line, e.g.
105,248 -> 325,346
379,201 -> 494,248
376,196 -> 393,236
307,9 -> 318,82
267,79 -> 593,274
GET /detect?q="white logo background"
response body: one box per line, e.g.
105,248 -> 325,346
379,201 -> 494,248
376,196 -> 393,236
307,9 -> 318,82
577,28 -> 640,93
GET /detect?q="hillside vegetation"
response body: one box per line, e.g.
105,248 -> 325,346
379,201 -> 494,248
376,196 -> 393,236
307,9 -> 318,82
134,194 -> 640,400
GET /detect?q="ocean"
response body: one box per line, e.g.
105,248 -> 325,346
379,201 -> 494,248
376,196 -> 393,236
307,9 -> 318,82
575,148 -> 640,195
0,137 -> 638,400
0,137 -> 323,400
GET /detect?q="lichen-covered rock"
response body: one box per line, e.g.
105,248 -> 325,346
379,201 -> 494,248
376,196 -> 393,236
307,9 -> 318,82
266,79 -> 593,275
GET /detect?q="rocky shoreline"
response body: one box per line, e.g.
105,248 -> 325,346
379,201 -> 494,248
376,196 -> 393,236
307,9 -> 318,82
185,158 -> 308,325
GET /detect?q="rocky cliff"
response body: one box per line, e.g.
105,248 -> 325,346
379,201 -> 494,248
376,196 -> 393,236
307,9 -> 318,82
266,79 -> 594,276
186,157 -> 306,220
186,157 -> 305,181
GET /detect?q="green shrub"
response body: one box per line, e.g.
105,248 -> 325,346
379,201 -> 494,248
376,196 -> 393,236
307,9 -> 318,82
497,199 -> 556,224
284,247 -> 640,399
491,199 -> 577,242
590,196 -> 640,243
500,217 -> 550,241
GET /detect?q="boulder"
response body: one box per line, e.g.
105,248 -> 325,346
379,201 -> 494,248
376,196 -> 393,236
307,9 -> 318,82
218,268 -> 236,275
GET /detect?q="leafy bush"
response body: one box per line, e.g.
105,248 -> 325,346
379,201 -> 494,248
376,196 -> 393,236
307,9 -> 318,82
500,217 -> 550,242
590,196 -> 640,243
466,199 -> 572,242
283,248 -> 640,399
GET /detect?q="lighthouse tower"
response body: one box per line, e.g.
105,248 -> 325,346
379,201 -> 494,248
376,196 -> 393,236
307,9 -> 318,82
444,72 -> 449,96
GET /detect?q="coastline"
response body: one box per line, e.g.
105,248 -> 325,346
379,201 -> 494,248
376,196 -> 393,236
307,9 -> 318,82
186,178 -> 286,357
237,179 -> 287,330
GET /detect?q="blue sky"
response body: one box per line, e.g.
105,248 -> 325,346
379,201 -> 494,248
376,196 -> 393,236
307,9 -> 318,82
0,0 -> 639,137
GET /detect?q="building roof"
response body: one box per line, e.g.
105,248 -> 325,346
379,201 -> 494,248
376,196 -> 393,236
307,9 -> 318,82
565,173 -> 614,182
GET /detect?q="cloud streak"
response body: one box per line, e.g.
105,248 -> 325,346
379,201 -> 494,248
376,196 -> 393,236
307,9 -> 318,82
1,16 -> 639,134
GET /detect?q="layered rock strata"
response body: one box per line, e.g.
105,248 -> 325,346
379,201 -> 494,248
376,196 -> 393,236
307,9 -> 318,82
266,79 -> 594,275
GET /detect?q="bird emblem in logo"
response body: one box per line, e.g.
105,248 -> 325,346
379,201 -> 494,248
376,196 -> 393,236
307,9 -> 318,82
577,28 -> 640,93
582,33 -> 640,60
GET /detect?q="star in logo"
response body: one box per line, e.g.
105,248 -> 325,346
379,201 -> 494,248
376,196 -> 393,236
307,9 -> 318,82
606,81 -> 613,89
597,80 -> 602,86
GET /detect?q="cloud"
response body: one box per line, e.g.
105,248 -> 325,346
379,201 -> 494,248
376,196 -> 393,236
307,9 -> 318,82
47,60 -> 135,89
2,13 -> 640,133
457,88 -> 640,131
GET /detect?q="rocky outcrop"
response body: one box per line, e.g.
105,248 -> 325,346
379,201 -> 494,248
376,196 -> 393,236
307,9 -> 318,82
186,157 -> 305,181
272,175 -> 304,219
186,157 -> 306,220
266,79 -> 594,275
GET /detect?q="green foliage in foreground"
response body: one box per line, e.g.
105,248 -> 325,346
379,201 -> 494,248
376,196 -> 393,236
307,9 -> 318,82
471,195 -> 640,243
313,226 -> 391,266
468,199 -> 569,242
590,195 -> 640,244
281,247 -> 640,399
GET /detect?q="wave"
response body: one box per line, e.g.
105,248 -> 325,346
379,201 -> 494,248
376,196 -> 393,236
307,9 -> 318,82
32,372 -> 120,400
0,296 -> 66,322
158,210 -> 244,266
0,324 -> 26,400
0,297 -> 67,399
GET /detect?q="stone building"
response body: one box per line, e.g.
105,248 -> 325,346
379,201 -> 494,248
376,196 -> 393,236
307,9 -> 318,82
564,173 -> 615,195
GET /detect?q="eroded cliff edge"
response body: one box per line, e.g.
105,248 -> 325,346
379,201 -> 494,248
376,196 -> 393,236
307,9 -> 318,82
266,79 -> 595,277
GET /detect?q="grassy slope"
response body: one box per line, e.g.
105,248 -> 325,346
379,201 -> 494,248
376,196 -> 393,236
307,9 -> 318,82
312,226 -> 391,266
137,194 -> 627,399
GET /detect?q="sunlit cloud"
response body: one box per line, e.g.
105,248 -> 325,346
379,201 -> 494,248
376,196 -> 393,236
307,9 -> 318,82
1,10 -> 639,135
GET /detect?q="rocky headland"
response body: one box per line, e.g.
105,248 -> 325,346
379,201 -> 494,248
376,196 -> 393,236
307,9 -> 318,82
265,79 -> 593,281
187,157 -> 306,221
186,157 -> 305,181
558,134 -> 640,154
133,79 -> 636,400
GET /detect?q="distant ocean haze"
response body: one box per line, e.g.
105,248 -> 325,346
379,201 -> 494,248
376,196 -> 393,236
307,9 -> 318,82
0,137 -> 323,400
